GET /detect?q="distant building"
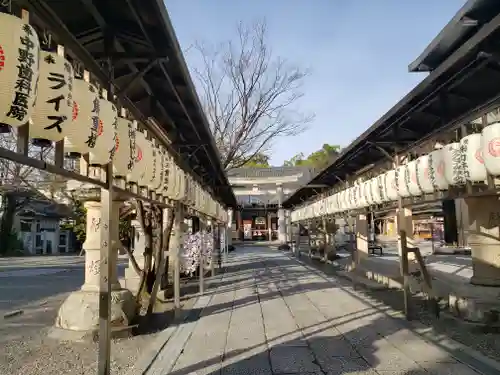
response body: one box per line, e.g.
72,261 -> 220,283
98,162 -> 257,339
0,189 -> 73,255
227,166 -> 313,241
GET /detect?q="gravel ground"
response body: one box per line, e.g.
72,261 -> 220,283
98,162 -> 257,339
0,288 -> 198,375
298,254 -> 500,364
0,258 -> 200,375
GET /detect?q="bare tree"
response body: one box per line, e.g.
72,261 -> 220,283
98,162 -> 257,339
0,130 -> 73,253
191,20 -> 313,169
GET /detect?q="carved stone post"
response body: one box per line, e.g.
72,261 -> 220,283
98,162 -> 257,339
122,217 -> 146,292
51,191 -> 135,340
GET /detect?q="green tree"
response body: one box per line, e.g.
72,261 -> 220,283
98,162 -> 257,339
283,152 -> 306,167
243,153 -> 271,168
61,199 -> 86,250
283,144 -> 341,169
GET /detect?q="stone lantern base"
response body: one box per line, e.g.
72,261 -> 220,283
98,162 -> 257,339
49,187 -> 137,341
49,289 -> 136,342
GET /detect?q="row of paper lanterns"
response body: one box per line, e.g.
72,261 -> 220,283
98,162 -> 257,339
291,121 -> 500,222
0,12 -> 227,223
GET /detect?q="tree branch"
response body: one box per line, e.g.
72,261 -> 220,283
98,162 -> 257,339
191,19 -> 313,169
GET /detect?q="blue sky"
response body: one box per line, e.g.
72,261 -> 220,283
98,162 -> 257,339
165,0 -> 466,165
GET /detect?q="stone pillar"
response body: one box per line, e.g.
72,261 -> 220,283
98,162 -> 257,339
356,214 -> 369,262
456,198 -> 469,247
236,209 -> 243,241
267,212 -> 272,240
227,208 -> 233,247
123,218 -> 145,292
466,196 -> 500,286
286,210 -> 292,243
396,207 -> 415,260
276,185 -> 286,244
443,198 -> 458,245
278,209 -> 286,244
325,219 -> 337,261
53,198 -> 135,339
171,202 -> 184,313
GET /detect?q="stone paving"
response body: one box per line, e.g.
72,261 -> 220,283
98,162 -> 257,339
146,246 -> 487,375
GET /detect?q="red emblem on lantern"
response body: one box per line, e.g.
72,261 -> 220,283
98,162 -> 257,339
72,101 -> 79,121
436,161 -> 444,176
488,138 -> 500,157
114,134 -> 120,152
97,120 -> 103,136
475,149 -> 484,164
136,146 -> 143,162
0,46 -> 5,71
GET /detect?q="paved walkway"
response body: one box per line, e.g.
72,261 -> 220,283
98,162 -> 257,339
144,246 -> 487,375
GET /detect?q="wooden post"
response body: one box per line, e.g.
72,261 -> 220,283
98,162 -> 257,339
399,229 -> 411,320
199,218 -> 205,295
98,32 -> 115,375
295,222 -> 301,257
210,221 -> 216,277
394,152 -> 412,320
173,203 -> 183,316
322,216 -> 328,262
412,247 -> 439,316
98,163 -> 113,375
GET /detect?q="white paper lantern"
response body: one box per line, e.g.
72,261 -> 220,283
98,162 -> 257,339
340,188 -> 350,212
358,185 -> 365,208
371,178 -> 382,204
338,190 -> 345,212
183,173 -> 190,203
365,180 -> 374,206
147,141 -> 161,190
406,160 -> 422,196
155,147 -> 166,195
332,194 -> 339,213
323,197 -> 330,215
461,133 -> 487,182
328,195 -> 335,214
186,176 -> 194,206
164,155 -> 175,199
30,51 -> 73,142
428,149 -> 448,190
443,142 -> 465,186
416,155 -> 434,194
339,190 -> 346,211
378,173 -> 389,202
129,130 -> 152,188
359,181 -> 369,208
385,170 -> 398,201
139,133 -> 154,188
112,117 -> 133,177
482,122 -> 500,176
349,187 -> 356,210
0,15 -> 39,128
176,167 -> 186,201
352,185 -> 360,209
88,97 -> 117,165
345,188 -> 352,210
348,187 -> 356,210
65,79 -> 100,155
396,165 -> 410,198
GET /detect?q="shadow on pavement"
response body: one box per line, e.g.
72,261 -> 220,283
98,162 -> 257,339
160,247 -> 485,375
